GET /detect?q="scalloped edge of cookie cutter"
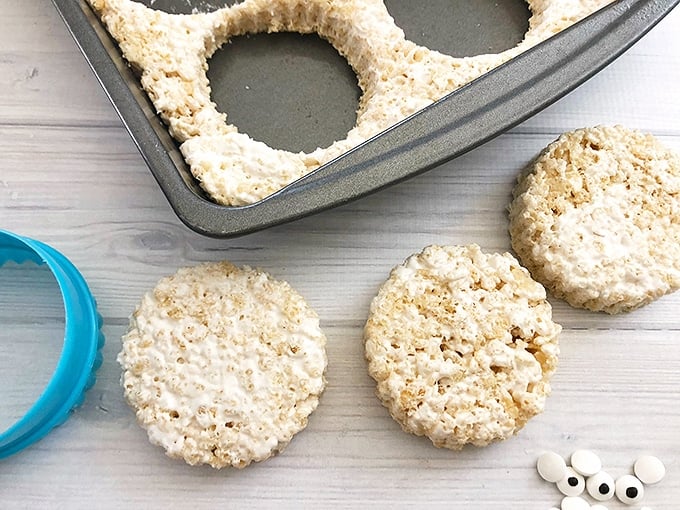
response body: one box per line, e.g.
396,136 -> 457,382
0,229 -> 104,460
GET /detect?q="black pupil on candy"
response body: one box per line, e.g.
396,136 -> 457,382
568,477 -> 579,487
599,483 -> 610,495
626,487 -> 639,498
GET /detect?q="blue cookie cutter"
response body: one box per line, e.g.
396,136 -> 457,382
0,229 -> 104,459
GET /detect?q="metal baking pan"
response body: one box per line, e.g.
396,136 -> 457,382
52,0 -> 679,238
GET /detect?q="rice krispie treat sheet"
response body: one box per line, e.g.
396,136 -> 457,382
88,0 -> 613,206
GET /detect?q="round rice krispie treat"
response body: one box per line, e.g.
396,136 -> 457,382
509,125 -> 680,314
364,244 -> 561,450
118,261 -> 327,468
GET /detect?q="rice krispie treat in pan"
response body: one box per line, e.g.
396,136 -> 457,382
364,244 -> 561,450
119,261 -> 327,468
509,125 -> 680,314
88,0 -> 614,206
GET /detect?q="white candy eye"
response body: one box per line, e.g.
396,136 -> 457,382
570,449 -> 602,476
586,470 -> 615,501
537,451 -> 568,483
556,467 -> 585,497
634,455 -> 666,485
560,496 -> 589,510
615,474 -> 644,505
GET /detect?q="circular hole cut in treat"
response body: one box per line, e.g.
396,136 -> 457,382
384,0 -> 531,57
118,261 -> 327,468
132,0 -> 239,14
208,32 -> 361,153
363,244 -> 561,450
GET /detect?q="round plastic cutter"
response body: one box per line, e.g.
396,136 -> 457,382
0,230 -> 104,459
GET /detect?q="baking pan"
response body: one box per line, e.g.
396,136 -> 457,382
52,0 -> 679,237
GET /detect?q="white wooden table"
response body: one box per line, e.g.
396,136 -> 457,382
1,2 -> 679,508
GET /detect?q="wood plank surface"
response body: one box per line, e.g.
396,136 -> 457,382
1,1 -> 679,508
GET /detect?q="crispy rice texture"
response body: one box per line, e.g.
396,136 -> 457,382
364,244 -> 561,449
88,0 -> 612,205
509,125 -> 680,314
119,261 -> 327,468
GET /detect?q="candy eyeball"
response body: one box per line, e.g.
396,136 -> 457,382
536,450 -> 665,509
586,470 -> 615,501
615,474 -> 645,505
570,449 -> 602,477
559,496 -> 590,510
537,451 -> 568,483
556,467 -> 585,497
634,455 -> 666,485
